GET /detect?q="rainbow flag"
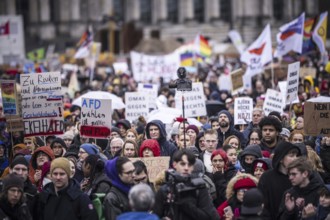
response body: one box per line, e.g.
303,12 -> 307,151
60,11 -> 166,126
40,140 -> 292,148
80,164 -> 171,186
180,51 -> 194,66
302,17 -> 316,54
194,34 -> 212,60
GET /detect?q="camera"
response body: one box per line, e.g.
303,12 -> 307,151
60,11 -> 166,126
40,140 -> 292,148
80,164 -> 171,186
169,67 -> 192,91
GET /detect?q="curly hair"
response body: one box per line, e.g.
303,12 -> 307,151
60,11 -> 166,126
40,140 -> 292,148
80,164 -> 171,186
259,116 -> 282,133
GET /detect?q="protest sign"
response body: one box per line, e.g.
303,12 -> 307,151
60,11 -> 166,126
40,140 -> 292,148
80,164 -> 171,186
113,62 -> 128,75
218,74 -> 232,91
5,115 -> 24,132
300,67 -> 316,78
130,157 -> 170,182
20,72 -> 64,136
304,97 -> 330,136
130,51 -> 180,83
137,83 -> 158,110
1,80 -> 18,115
125,92 -> 149,122
286,62 -> 300,104
80,98 -> 112,138
234,97 -> 253,125
278,81 -> 300,104
263,89 -> 284,116
231,69 -> 244,92
175,82 -> 207,117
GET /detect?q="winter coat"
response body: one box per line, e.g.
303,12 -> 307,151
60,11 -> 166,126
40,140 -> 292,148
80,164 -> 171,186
0,198 -> 32,220
104,186 -> 130,220
239,144 -> 262,174
37,179 -> 98,220
117,211 -> 159,220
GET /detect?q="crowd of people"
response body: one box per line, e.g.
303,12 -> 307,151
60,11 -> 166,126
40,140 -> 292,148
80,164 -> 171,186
0,49 -> 330,220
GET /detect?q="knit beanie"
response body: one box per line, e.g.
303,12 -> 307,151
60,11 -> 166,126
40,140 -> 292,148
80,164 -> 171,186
2,173 -> 24,192
186,125 -> 199,135
80,143 -> 99,155
50,157 -> 71,177
233,177 -> 257,191
10,156 -> 29,169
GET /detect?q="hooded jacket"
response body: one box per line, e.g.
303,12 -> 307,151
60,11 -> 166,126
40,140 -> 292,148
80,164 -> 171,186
145,120 -> 177,157
239,144 -> 262,174
258,141 -> 301,220
217,110 -> 247,149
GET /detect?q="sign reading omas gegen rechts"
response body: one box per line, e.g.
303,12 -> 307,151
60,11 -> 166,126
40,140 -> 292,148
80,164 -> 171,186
20,72 -> 64,136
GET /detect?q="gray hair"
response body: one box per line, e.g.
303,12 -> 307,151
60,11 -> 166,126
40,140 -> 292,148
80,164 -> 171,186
110,137 -> 124,147
128,183 -> 155,211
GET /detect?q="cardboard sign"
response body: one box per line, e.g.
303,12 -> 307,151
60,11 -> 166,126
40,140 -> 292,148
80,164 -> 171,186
286,62 -> 300,104
137,83 -> 158,110
125,92 -> 149,122
130,156 -> 170,182
231,69 -> 244,92
80,98 -> 112,138
5,115 -> 24,132
234,97 -> 253,125
1,80 -> 18,115
263,89 -> 284,116
300,67 -> 316,78
20,72 -> 64,136
304,101 -> 330,136
175,82 -> 207,117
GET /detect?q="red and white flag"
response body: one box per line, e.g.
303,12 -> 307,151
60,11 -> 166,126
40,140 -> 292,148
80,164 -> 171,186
74,27 -> 93,59
0,21 -> 9,35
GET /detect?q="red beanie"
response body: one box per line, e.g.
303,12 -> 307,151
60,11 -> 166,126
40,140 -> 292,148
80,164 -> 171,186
233,178 -> 256,191
139,139 -> 161,157
186,125 -> 199,135
253,161 -> 268,172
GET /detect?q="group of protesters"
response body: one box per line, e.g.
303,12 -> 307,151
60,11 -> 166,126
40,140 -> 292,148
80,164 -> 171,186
0,48 -> 330,220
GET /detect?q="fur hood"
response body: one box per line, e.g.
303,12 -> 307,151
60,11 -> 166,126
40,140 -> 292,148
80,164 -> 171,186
226,173 -> 258,199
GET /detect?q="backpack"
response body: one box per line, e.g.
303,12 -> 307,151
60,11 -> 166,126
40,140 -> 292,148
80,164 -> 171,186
91,193 -> 106,220
202,174 -> 217,200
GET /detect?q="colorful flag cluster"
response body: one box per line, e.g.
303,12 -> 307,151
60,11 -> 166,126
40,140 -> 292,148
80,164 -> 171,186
74,28 -> 93,59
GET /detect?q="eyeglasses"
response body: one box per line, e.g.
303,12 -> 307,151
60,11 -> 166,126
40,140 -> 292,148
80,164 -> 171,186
78,150 -> 87,155
123,169 -> 135,175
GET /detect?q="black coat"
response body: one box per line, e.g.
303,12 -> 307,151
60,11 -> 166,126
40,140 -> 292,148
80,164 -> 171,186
36,179 -> 98,220
104,186 -> 130,220
0,198 -> 32,220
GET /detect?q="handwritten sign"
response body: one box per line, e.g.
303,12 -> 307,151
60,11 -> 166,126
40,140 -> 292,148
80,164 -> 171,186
286,62 -> 300,104
234,97 -> 253,125
137,83 -> 158,110
175,82 -> 207,117
80,98 -> 112,138
1,80 -> 18,115
300,67 -> 316,78
263,89 -> 284,116
20,72 -> 64,136
130,51 -> 180,83
125,92 -> 149,122
5,115 -> 24,132
130,156 -> 170,182
231,69 -> 244,92
278,81 -> 300,104
304,101 -> 330,136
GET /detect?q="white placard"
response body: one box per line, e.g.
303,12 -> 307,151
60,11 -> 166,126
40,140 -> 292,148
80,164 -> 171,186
278,81 -> 300,104
125,92 -> 149,122
137,83 -> 158,110
20,72 -> 63,136
234,97 -> 253,125
113,62 -> 128,74
130,51 -> 180,83
263,89 -> 284,116
286,62 -> 300,104
175,82 -> 207,117
80,98 -> 112,138
218,74 -> 232,91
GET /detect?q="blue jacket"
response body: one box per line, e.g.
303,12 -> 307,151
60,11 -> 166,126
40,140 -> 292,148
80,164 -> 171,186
117,212 -> 159,220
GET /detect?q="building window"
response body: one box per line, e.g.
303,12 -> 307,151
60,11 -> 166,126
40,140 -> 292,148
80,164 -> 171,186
140,0 -> 151,24
219,0 -> 231,22
167,0 -> 178,23
273,0 -> 284,20
194,0 -> 204,23
113,0 -> 124,21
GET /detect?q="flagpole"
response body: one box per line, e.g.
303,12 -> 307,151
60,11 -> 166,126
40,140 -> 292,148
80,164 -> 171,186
271,60 -> 275,89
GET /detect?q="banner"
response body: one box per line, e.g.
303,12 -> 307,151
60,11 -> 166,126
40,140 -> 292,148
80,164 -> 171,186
1,80 -> 17,115
175,82 -> 207,117
20,72 -> 64,136
80,98 -> 112,138
231,69 -> 244,92
234,97 -> 253,125
304,99 -> 330,136
130,51 -> 180,83
5,115 -> 24,132
300,67 -> 316,78
137,83 -> 158,110
263,89 -> 284,116
125,92 -> 149,122
130,157 -> 170,182
286,62 -> 300,104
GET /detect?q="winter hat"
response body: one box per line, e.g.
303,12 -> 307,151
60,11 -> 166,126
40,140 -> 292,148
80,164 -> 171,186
10,156 -> 29,169
253,159 -> 270,172
139,139 -> 161,157
241,188 -> 264,215
268,111 -> 281,121
62,131 -> 74,141
233,177 -> 257,191
115,119 -> 131,130
111,127 -> 121,135
2,173 -> 24,192
280,128 -> 291,138
187,147 -> 200,157
80,143 -> 99,155
12,143 -> 27,152
186,125 -> 199,135
50,157 -> 71,177
50,138 -> 67,150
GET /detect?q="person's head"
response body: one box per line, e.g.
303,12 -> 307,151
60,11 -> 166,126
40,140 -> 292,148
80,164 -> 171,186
32,146 -> 55,169
128,183 -> 155,211
307,148 -> 324,173
211,149 -> 228,171
133,160 -> 149,185
196,131 -> 206,151
126,128 -> 138,141
272,141 -> 301,174
227,174 -> 258,202
287,157 -> 312,188
116,157 -> 135,185
139,139 -> 161,157
223,135 -> 241,150
289,130 -> 305,144
295,116 -> 304,130
240,144 -> 262,165
148,124 -> 160,140
204,129 -> 218,153
109,137 -> 124,156
121,139 -> 138,158
218,111 -> 230,129
79,143 -> 99,161
68,160 -> 76,178
172,149 -> 196,176
223,145 -> 238,165
62,132 -> 74,148
82,154 -> 104,178
178,121 -> 189,134
1,173 -> 25,207
279,128 -> 291,142
241,188 -> 264,216
116,119 -> 131,138
11,144 -> 27,157
50,138 -> 67,158
50,157 -> 72,192
319,186 -> 330,207
253,159 -> 271,179
110,127 -> 121,139
248,129 -> 262,145
9,156 -> 29,181
210,116 -> 220,130
23,136 -> 38,153
252,108 -> 264,125
186,125 -> 199,145
259,116 -> 282,146
177,133 -> 191,149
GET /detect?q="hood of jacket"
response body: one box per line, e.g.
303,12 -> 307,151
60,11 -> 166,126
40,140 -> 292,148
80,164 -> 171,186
145,120 -> 167,142
105,157 -> 131,194
272,141 -> 301,170
226,173 -> 258,199
218,110 -> 234,128
30,146 -> 55,169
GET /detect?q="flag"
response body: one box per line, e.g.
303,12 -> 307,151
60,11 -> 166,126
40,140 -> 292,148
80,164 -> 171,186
74,28 -> 93,59
302,17 -> 316,54
180,51 -> 194,66
274,13 -> 305,57
27,48 -> 45,61
312,11 -> 328,54
194,34 -> 212,61
0,21 -> 9,35
228,30 -> 245,54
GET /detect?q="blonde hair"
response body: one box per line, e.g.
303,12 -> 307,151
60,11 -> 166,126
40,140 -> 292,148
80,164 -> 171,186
289,130 -> 305,142
223,135 -> 241,150
307,148 -> 324,173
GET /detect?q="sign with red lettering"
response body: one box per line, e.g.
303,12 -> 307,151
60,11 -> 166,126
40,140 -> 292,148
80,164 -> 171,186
234,97 -> 253,125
